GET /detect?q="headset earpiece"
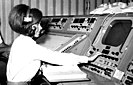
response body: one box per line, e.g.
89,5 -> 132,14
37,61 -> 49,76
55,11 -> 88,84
24,16 -> 32,22
23,9 -> 32,22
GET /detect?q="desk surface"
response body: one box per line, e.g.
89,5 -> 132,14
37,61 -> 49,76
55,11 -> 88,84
38,34 -> 71,51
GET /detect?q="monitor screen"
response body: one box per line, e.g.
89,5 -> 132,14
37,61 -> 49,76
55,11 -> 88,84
51,18 -> 61,23
87,18 -> 96,23
89,18 -> 96,23
102,20 -> 132,47
61,18 -> 67,23
73,18 -> 80,23
73,18 -> 85,23
78,18 -> 85,23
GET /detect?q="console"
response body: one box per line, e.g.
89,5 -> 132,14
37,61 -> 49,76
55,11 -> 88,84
81,13 -> 133,85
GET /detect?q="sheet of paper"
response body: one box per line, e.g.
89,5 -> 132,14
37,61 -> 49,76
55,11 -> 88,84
41,65 -> 88,82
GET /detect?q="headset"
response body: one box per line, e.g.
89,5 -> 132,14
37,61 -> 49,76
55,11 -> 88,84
23,8 -> 37,37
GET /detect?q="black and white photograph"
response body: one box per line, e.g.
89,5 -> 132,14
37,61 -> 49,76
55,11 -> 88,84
0,0 -> 133,85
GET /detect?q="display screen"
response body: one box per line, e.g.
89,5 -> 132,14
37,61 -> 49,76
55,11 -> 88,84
73,18 -> 80,23
61,18 -> 67,23
79,18 -> 85,23
51,18 -> 61,23
102,20 -> 132,47
87,18 -> 96,23
73,18 -> 85,23
90,18 -> 96,23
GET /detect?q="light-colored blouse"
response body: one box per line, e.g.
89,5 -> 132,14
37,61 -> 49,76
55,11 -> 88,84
7,35 -> 89,82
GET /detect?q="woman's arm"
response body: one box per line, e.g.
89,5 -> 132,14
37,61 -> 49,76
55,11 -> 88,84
34,44 -> 89,66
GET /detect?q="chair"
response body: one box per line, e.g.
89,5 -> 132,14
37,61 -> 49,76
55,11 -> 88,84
0,31 -> 11,85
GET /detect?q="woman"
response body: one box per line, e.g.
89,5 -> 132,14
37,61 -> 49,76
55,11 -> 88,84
7,4 -> 97,85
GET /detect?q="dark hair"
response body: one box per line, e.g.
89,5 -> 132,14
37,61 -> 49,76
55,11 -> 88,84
8,4 -> 42,37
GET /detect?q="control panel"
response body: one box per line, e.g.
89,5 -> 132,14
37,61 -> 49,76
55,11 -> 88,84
39,15 -> 109,56
41,15 -> 107,35
42,15 -> 109,55
39,11 -> 133,85
120,50 -> 133,85
48,17 -> 68,30
80,13 -> 133,85
122,59 -> 133,85
68,17 -> 96,32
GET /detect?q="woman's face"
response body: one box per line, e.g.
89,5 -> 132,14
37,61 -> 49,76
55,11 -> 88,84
32,23 -> 43,37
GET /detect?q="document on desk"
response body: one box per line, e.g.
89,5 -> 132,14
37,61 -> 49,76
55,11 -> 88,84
41,65 -> 88,82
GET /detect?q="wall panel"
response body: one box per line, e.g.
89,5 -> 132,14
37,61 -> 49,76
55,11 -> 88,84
30,0 -> 37,8
56,0 -> 61,15
44,0 -> 48,16
22,0 -> 29,5
116,0 -> 121,2
96,0 -> 103,7
103,0 -> 109,3
63,0 -> 69,15
5,0 -> 12,44
110,0 -> 116,3
71,0 -> 76,15
0,0 -> 7,44
90,0 -> 96,12
78,0 -> 84,15
39,0 -> 46,16
48,0 -> 54,16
